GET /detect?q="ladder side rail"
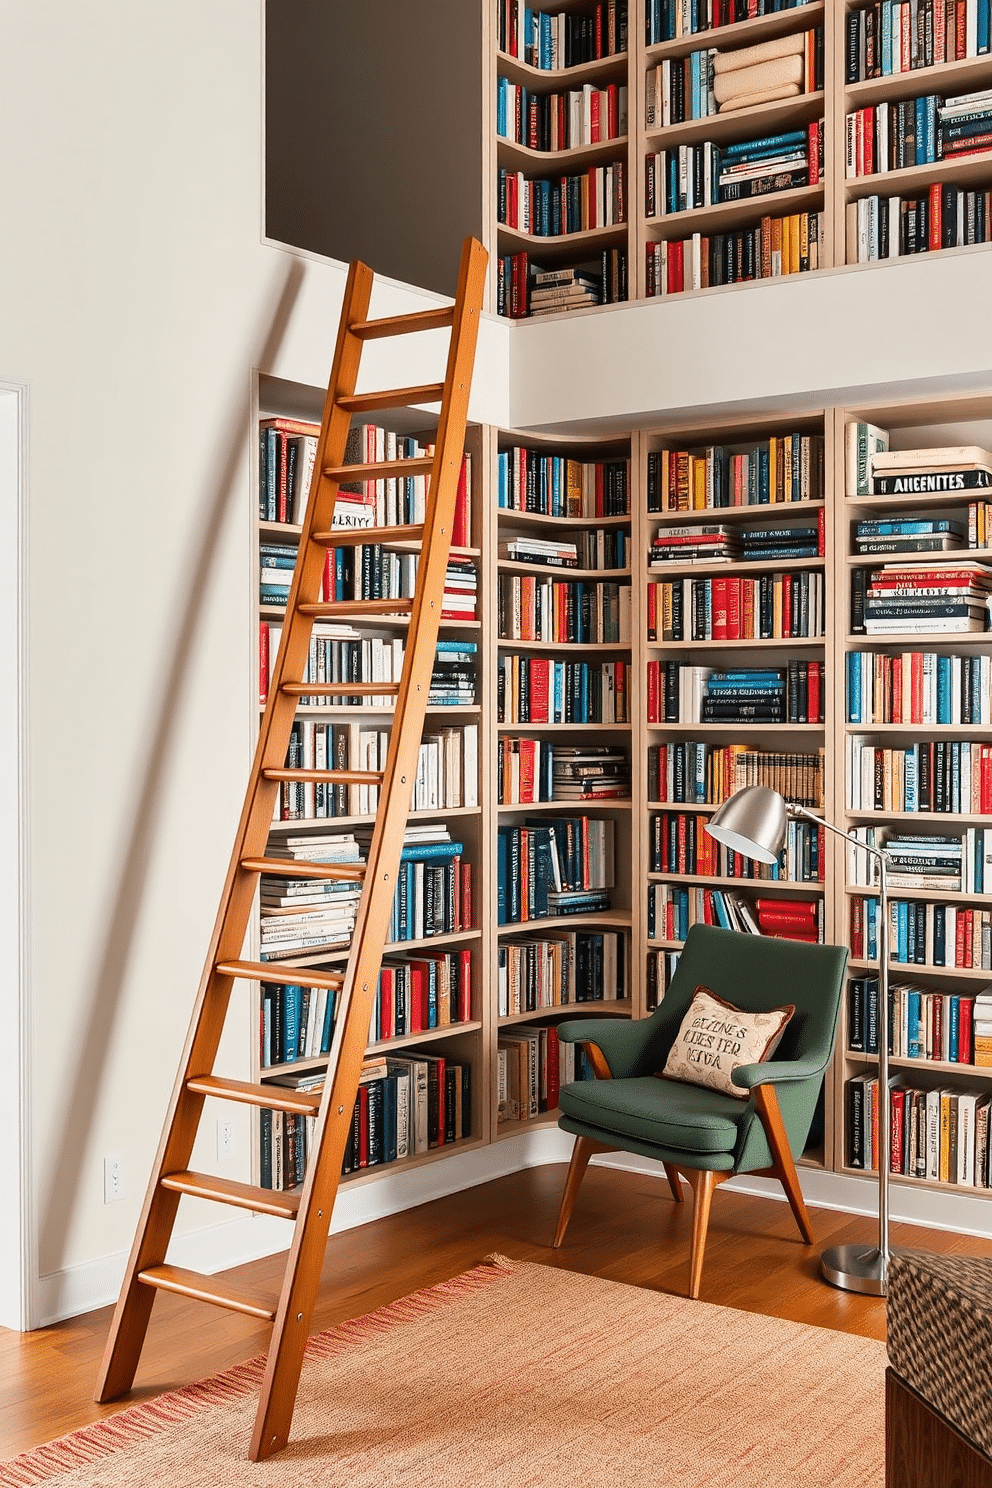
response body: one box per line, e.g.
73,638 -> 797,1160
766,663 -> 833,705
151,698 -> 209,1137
248,237 -> 488,1461
95,260 -> 375,1404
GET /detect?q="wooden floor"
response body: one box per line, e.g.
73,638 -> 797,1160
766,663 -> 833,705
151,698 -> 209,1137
4,1162 -> 992,1462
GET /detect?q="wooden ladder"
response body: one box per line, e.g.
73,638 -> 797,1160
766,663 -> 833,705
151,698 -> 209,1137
95,236 -> 488,1460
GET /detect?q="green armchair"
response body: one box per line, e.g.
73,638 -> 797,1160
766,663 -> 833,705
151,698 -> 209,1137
553,923 -> 848,1298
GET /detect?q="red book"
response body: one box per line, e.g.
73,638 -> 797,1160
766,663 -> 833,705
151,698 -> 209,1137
647,583 -> 657,641
259,622 -> 269,703
957,0 -> 967,58
606,82 -> 619,138
934,0 -> 947,61
409,965 -> 425,1034
518,737 -> 537,802
711,576 -> 728,640
727,577 -> 742,640
959,995 -> 974,1064
889,1086 -> 906,1174
817,507 -> 825,556
530,659 -> 550,722
911,652 -> 924,723
379,967 -> 394,1040
460,860 -> 473,931
808,662 -> 821,725
956,911 -> 968,968
808,120 -> 820,185
782,573 -> 793,639
458,948 -> 472,1023
545,1025 -> 561,1110
860,111 -> 872,177
590,89 -> 601,144
451,457 -> 471,548
615,660 -> 626,724
932,997 -> 944,1061
647,660 -> 659,722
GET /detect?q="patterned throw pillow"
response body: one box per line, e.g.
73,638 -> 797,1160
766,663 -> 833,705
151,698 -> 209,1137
660,985 -> 794,1100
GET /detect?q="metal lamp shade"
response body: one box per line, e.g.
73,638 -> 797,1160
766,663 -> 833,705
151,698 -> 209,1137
705,785 -> 788,865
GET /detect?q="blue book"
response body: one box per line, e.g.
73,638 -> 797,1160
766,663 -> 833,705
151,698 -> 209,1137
497,452 -> 508,508
497,828 -> 509,925
936,654 -> 952,724
399,841 -> 464,862
691,49 -> 702,119
496,77 -> 506,138
539,10 -> 552,68
908,989 -> 922,1057
949,996 -> 961,1061
283,985 -> 302,1063
881,2 -> 892,72
980,0 -> 991,53
321,990 -> 336,1055
711,892 -> 732,930
847,650 -> 863,723
720,130 -> 807,162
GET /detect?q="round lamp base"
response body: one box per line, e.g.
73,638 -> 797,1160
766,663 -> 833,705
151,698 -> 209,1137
820,1243 -> 890,1296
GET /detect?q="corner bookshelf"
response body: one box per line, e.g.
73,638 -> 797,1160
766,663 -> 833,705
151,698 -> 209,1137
835,390 -> 992,1194
489,428 -> 636,1133
252,374 -> 492,1189
637,410 -> 840,1166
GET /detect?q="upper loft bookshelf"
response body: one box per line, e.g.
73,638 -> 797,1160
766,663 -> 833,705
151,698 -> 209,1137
264,0 -> 992,319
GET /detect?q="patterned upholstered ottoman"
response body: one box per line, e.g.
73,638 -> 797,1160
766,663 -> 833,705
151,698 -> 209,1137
886,1252 -> 992,1488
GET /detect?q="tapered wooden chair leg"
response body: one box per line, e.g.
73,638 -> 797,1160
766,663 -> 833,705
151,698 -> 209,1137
553,1137 -> 612,1248
684,1169 -> 724,1300
663,1163 -> 684,1204
754,1085 -> 815,1245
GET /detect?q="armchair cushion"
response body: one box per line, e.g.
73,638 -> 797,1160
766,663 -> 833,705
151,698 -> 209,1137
660,985 -> 794,1099
558,1074 -> 746,1155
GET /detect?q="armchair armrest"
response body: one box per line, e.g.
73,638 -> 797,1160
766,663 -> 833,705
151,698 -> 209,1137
731,1056 -> 828,1091
555,1017 -> 654,1080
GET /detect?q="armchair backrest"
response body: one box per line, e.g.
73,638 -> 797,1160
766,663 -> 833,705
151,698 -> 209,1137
640,924 -> 848,1075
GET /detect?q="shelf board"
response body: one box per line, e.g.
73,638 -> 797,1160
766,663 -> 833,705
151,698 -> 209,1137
268,805 -> 483,834
496,48 -> 629,89
646,635 -> 826,650
645,183 -> 823,240
497,1000 -> 632,1028
258,521 -> 480,559
848,959 -> 992,981
498,721 -> 631,732
846,548 -> 992,564
845,810 -> 992,826
498,797 -> 632,813
647,553 -> 825,577
845,148 -> 992,200
844,721 -> 992,735
838,1161 -> 992,1195
496,1110 -> 563,1140
497,637 -> 632,651
644,1 -> 824,62
646,91 -> 824,152
497,133 -> 629,174
847,633 -> 992,649
366,1021 -> 483,1057
648,871 -> 823,891
498,560 -> 632,578
339,1135 -> 488,1188
285,928 -> 484,968
844,1050 -> 992,1079
846,885 -> 990,904
497,221 -> 629,259
496,508 -> 631,530
259,606 -> 480,631
648,500 -> 825,522
283,704 -> 482,719
844,52 -> 992,111
647,721 -> 824,733
498,909 -> 631,934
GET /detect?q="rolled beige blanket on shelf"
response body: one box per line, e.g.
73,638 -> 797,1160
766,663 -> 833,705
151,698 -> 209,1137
712,30 -> 806,73
718,83 -> 803,112
714,53 -> 804,104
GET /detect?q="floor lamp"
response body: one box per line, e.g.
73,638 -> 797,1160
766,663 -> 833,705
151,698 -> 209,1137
705,784 -> 892,1297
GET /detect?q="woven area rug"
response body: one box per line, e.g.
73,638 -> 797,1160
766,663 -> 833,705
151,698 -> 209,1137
0,1257 -> 886,1487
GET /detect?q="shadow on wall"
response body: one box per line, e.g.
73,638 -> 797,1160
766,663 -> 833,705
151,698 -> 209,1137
38,256 -> 307,1300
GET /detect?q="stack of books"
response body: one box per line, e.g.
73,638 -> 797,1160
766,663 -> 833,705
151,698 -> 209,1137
441,561 -> 477,620
701,669 -> 785,722
430,640 -> 477,706
860,561 -> 992,634
939,88 -> 992,161
260,542 -> 297,607
854,516 -> 964,555
260,834 -> 365,960
756,896 -> 821,942
884,833 -> 965,892
738,520 -> 821,561
551,745 -> 631,800
869,442 -> 992,498
497,536 -> 579,568
528,266 -> 602,317
718,124 -> 819,202
649,524 -> 740,564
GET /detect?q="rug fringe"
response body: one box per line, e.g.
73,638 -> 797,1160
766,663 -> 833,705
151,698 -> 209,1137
0,1260 -> 515,1487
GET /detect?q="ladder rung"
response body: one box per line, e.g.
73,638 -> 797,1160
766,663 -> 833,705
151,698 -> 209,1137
337,382 -> 444,414
160,1170 -> 302,1221
350,306 -> 454,340
262,767 -> 384,785
186,1074 -> 322,1116
298,599 -> 414,619
312,524 -> 425,549
138,1265 -> 277,1322
241,857 -> 366,881
322,457 -> 433,482
281,681 -> 400,698
215,960 -> 345,990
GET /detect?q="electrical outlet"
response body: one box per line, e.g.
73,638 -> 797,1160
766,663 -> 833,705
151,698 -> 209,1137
104,1154 -> 125,1204
217,1118 -> 235,1162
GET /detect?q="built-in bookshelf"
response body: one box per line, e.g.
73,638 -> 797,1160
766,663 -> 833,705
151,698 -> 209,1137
491,430 -> 636,1132
837,391 -> 992,1193
252,377 -> 491,1191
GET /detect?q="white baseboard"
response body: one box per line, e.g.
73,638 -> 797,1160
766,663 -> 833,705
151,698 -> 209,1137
35,1128 -> 992,1326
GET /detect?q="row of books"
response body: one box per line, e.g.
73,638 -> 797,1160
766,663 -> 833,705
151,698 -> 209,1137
259,834 -> 364,960
648,885 -> 823,942
647,570 -> 826,642
498,575 -> 632,644
260,548 -> 477,620
497,448 -> 630,517
848,975 -> 990,1065
499,530 -> 628,571
645,0 -> 816,47
276,720 -> 478,821
368,950 -> 473,1045
647,436 -> 825,509
847,1076 -> 992,1186
260,981 -> 336,1070
498,1025 -> 586,1123
646,662 -> 824,723
645,28 -> 821,128
648,741 -> 825,809
259,626 -> 477,709
497,930 -> 627,1014
497,654 -> 629,723
496,78 -> 628,151
498,1 -> 627,67
378,832 -> 473,947
496,816 -> 615,924
850,896 -> 992,969
498,741 -> 630,804
647,122 -> 822,216
844,89 -> 992,177
647,947 -> 681,1010
650,810 -> 823,881
846,738 -> 992,816
847,649 -> 992,725
650,515 -> 822,564
496,251 -> 628,318
847,186 -> 992,262
849,825 -> 992,891
646,211 -> 824,294
846,2 -> 992,82
498,163 -> 627,237
852,515 -> 965,556
851,562 -> 992,635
